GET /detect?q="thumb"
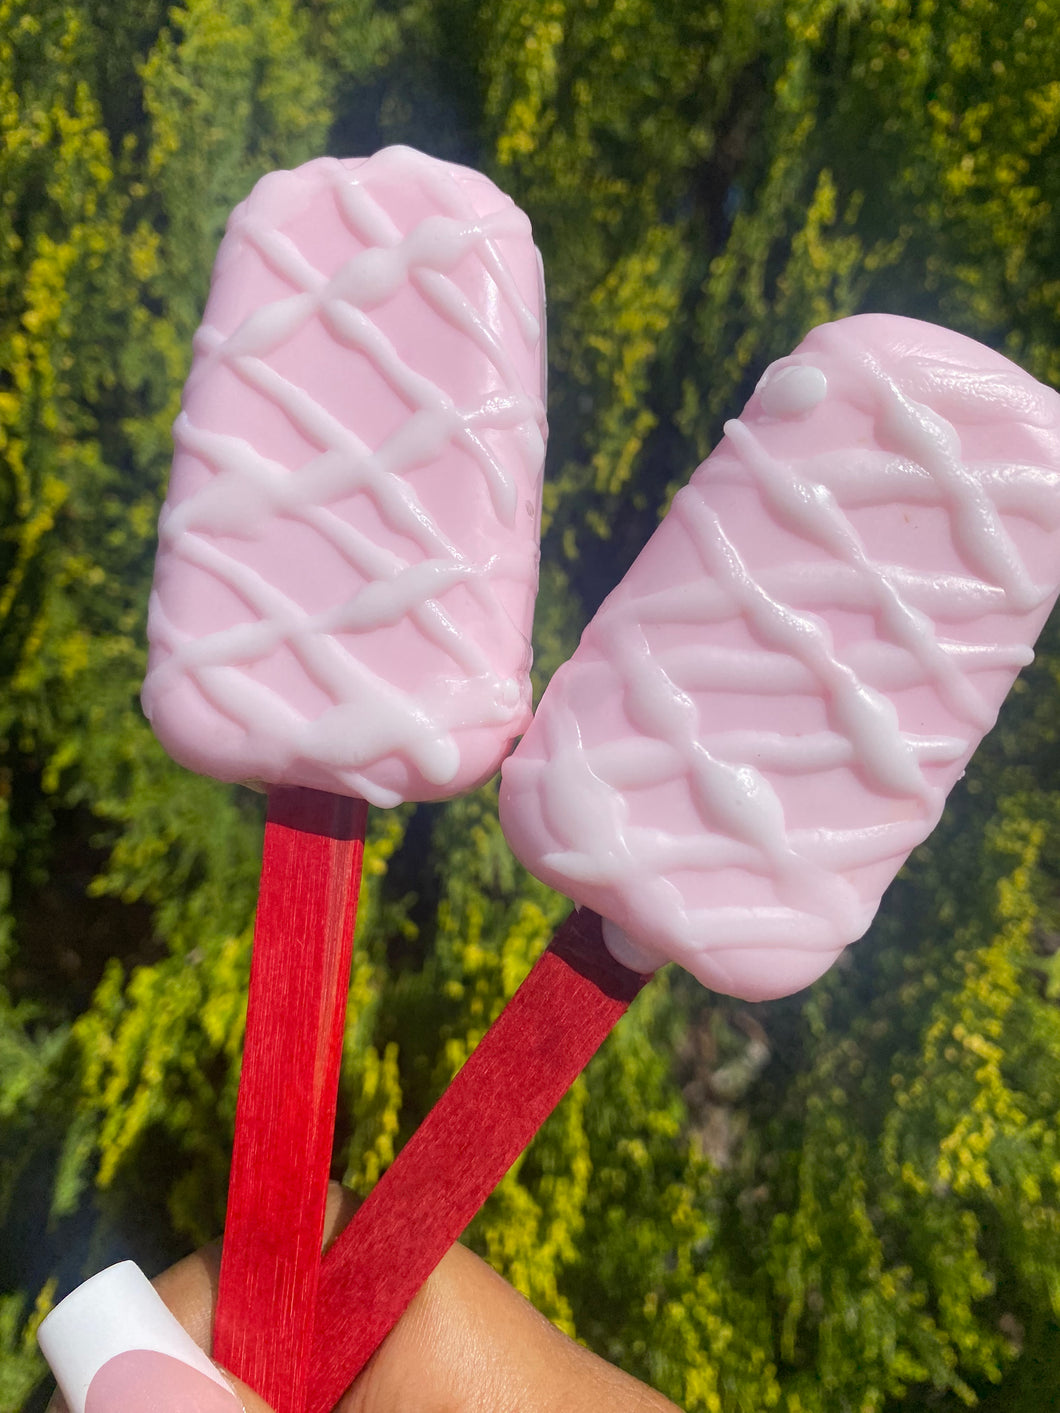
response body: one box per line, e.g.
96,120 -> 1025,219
39,1258 -> 267,1413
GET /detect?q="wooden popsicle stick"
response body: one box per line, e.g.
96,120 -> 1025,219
306,908 -> 651,1413
215,786 -> 369,1413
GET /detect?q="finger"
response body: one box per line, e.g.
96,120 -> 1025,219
152,1185 -> 678,1411
39,1258 -> 267,1413
46,1361 -> 266,1413
147,1184 -> 360,1360
46,1184 -> 680,1413
347,1240 -> 680,1413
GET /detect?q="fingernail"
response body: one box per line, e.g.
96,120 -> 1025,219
37,1261 -> 242,1413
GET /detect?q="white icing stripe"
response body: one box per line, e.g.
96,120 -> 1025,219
498,314 -> 1060,999
595,604 -> 868,933
723,417 -> 989,727
788,816 -> 942,868
167,416 -> 536,684
824,458 -> 1060,520
622,558 -> 1014,628
651,637 -> 1031,700
758,561 -> 1010,619
177,262 -> 534,578
190,154 -> 545,538
853,339 -> 1047,613
144,150 -> 545,804
670,909 -> 869,950
674,490 -> 933,802
683,729 -> 965,773
153,532 -> 529,744
358,151 -> 543,343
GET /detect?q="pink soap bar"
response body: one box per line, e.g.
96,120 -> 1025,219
499,315 -> 1060,1001
142,147 -> 546,807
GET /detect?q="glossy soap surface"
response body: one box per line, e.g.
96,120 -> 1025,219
499,315 -> 1060,1000
142,147 -> 547,807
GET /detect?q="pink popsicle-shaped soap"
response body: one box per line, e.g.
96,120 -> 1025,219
138,147 -> 546,1412
499,314 -> 1060,1001
142,146 -> 547,808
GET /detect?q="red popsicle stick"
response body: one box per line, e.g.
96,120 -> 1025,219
215,786 -> 368,1413
307,908 -> 651,1413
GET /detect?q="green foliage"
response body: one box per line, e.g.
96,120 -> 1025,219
0,0 -> 410,1395
423,789 -> 578,1322
0,1285 -> 53,1413
3,2 -> 1060,1411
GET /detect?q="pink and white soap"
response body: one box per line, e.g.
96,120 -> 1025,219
499,314 -> 1060,1001
142,146 -> 547,807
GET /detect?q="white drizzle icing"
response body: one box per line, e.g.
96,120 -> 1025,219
758,362 -> 828,418
860,349 -> 1046,614
143,148 -> 546,804
723,416 -> 993,728
499,317 -> 1060,994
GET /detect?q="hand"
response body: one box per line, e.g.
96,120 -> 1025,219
46,1187 -> 681,1412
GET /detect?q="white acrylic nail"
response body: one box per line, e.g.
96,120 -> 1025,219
37,1261 -> 234,1413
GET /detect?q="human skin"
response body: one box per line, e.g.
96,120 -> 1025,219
47,1187 -> 681,1413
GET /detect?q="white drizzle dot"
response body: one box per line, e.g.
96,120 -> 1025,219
759,363 -> 828,418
